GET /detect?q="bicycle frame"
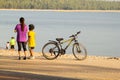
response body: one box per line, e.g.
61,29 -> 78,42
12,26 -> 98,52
58,37 -> 74,51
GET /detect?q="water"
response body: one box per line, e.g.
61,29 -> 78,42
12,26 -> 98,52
0,10 -> 120,57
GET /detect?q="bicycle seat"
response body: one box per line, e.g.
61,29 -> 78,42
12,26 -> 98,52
56,38 -> 64,42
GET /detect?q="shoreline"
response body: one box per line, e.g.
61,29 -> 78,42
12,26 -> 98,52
0,48 -> 119,58
0,9 -> 120,12
0,48 -> 120,61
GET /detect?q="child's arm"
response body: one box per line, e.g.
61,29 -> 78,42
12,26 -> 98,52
28,32 -> 31,42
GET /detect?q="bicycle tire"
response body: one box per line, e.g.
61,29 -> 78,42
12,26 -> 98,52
42,42 -> 60,60
72,43 -> 87,60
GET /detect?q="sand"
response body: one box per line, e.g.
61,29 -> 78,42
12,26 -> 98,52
0,49 -> 120,80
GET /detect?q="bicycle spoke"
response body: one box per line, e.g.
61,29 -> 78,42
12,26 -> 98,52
42,42 -> 59,60
73,43 -> 87,60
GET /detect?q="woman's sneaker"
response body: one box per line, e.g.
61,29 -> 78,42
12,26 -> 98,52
23,57 -> 27,60
18,57 -> 21,60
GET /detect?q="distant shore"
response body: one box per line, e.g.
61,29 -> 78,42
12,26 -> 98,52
0,9 -> 120,12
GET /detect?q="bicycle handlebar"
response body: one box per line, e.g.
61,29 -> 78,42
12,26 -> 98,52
69,31 -> 81,38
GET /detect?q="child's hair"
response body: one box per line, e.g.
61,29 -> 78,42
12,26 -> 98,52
11,37 -> 14,39
29,24 -> 35,30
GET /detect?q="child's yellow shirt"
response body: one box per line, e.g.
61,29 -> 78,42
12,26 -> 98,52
28,31 -> 36,47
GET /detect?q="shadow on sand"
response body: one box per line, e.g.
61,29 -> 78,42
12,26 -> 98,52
0,70 -> 84,80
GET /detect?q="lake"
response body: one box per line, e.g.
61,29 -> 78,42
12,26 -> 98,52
0,10 -> 120,57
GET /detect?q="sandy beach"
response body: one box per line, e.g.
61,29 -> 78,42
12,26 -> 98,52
0,49 -> 120,80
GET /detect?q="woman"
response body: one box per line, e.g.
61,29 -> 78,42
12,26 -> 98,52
14,17 -> 28,60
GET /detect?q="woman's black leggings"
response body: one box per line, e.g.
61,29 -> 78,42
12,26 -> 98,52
17,42 -> 27,51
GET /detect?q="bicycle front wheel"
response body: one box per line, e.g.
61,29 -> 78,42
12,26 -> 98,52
42,42 -> 60,60
72,43 -> 87,60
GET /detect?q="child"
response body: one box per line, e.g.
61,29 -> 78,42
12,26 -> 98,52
10,37 -> 16,50
6,42 -> 10,50
28,24 -> 36,59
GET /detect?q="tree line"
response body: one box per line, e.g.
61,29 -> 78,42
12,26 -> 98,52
0,0 -> 120,10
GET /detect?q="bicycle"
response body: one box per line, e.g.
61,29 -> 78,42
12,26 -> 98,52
42,31 -> 87,60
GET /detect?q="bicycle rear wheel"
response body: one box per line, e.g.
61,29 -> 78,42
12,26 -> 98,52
42,42 -> 60,60
72,43 -> 87,60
